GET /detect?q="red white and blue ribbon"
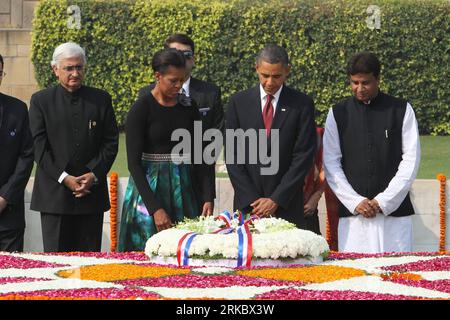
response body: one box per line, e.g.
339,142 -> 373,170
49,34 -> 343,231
176,232 -> 198,267
216,211 -> 258,267
216,210 -> 233,228
237,211 -> 245,225
176,211 -> 259,267
237,223 -> 253,268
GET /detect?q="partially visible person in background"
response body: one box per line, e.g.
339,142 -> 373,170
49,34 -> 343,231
303,127 -> 326,235
0,53 -> 34,252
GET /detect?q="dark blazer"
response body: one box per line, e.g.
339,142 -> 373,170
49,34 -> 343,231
138,77 -> 223,203
0,93 -> 34,231
225,85 -> 316,228
29,85 -> 119,214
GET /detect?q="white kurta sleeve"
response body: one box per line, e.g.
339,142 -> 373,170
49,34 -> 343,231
374,103 -> 421,215
323,108 -> 365,214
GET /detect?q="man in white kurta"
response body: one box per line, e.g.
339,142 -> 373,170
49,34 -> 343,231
323,52 -> 420,253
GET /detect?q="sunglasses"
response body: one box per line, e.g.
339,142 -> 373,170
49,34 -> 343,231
180,50 -> 194,59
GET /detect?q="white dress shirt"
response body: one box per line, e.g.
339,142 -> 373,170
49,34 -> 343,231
259,84 -> 282,117
181,77 -> 191,97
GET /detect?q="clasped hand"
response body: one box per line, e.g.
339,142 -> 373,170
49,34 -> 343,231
355,198 -> 382,218
63,173 -> 96,198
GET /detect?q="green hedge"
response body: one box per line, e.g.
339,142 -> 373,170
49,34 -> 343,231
31,0 -> 449,134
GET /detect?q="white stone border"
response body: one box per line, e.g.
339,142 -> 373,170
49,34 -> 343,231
148,255 -> 323,268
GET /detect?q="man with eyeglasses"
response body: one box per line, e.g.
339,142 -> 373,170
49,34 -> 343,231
0,53 -> 34,252
138,34 -> 224,216
29,42 -> 119,252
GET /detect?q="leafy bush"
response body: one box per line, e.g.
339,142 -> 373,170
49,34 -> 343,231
32,0 -> 449,134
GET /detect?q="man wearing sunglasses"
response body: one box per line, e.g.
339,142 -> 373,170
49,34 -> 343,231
138,34 -> 224,216
29,42 -> 119,252
0,53 -> 34,252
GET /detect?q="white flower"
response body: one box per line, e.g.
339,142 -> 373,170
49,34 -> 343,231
191,267 -> 234,275
253,217 -> 296,233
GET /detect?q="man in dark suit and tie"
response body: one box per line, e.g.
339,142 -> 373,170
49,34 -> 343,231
0,53 -> 34,252
138,34 -> 223,216
29,42 -> 119,252
225,44 -> 316,228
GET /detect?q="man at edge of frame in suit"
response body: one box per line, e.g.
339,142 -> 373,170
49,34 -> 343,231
0,53 -> 34,252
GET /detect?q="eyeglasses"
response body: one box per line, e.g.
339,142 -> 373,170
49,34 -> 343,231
180,50 -> 194,59
62,65 -> 84,72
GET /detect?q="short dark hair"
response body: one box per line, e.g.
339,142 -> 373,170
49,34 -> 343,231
0,53 -> 3,68
164,33 -> 195,54
151,48 -> 186,74
347,52 -> 381,78
256,44 -> 290,66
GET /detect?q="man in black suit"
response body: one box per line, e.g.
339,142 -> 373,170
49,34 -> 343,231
138,34 -> 223,216
29,42 -> 119,252
225,44 -> 316,228
0,54 -> 34,252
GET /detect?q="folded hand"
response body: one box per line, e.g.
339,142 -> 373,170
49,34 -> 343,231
356,198 -> 380,218
64,173 -> 95,198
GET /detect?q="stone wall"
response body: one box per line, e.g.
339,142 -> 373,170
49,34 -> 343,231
0,0 -> 39,105
23,178 -> 450,253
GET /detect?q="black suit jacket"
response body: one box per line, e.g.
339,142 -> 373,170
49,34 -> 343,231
138,77 -> 223,202
225,85 -> 316,228
29,85 -> 119,214
0,93 -> 34,230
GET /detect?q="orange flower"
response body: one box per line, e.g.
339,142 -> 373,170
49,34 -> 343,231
437,174 -> 446,252
237,265 -> 365,283
109,172 -> 119,252
382,272 -> 423,282
57,264 -> 190,282
325,214 -> 331,247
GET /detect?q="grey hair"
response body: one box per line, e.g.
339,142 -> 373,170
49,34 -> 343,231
256,44 -> 289,66
51,42 -> 86,67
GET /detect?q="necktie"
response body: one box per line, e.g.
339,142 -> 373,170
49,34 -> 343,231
263,94 -> 274,137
